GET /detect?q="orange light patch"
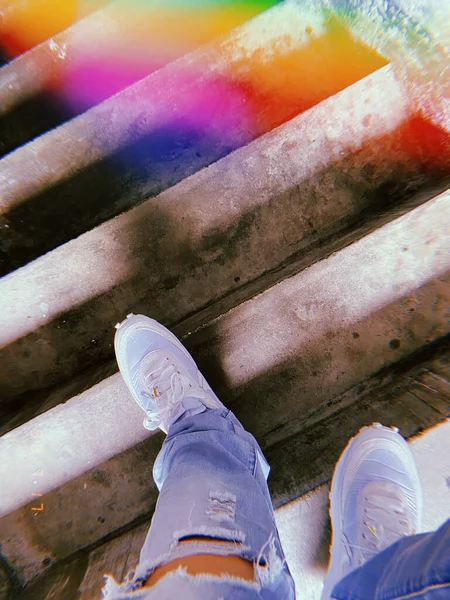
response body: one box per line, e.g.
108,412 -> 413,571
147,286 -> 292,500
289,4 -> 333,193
0,0 -> 108,56
224,15 -> 389,134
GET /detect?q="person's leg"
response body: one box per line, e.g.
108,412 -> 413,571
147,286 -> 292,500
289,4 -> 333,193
322,423 -> 450,600
135,408 -> 295,595
102,314 -> 295,599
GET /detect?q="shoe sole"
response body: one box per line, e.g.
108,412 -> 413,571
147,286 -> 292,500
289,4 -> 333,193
323,423 -> 423,600
114,313 -> 197,410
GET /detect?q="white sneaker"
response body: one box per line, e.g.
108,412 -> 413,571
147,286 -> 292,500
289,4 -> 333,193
321,423 -> 423,600
114,314 -> 225,433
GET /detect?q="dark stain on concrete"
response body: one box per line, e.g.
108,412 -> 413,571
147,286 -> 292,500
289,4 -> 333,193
389,338 -> 401,350
90,470 -> 112,488
16,553 -> 89,600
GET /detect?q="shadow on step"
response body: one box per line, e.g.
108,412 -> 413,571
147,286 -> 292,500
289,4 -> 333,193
1,87 -> 449,276
1,116 -> 449,435
190,266 -> 450,452
1,337 -> 449,594
0,117 -> 231,276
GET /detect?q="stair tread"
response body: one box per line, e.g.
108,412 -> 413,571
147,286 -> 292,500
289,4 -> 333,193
0,190 -> 449,584
2,64 -> 448,424
0,0 -> 392,274
0,0 -> 276,155
12,354 -> 450,595
1,2 -> 449,595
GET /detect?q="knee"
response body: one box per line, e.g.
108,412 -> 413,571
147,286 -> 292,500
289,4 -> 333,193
142,536 -> 255,589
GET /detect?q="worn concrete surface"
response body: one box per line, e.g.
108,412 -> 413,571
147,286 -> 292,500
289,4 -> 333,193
13,391 -> 450,599
0,0 -> 392,274
1,190 -> 448,515
266,349 -> 450,506
192,190 -> 450,447
0,0 -> 109,153
0,0 -> 278,157
0,0 -> 110,59
0,190 -> 449,585
2,65 -> 449,419
0,559 -> 13,600
2,1 -> 448,595
2,0 -> 447,159
325,0 -> 450,133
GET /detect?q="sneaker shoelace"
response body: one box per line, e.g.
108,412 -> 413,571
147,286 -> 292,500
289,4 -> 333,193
139,351 -> 216,430
344,483 -> 414,569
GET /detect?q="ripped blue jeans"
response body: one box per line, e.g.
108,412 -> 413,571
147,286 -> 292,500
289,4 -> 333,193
102,408 -> 296,599
102,407 -> 450,600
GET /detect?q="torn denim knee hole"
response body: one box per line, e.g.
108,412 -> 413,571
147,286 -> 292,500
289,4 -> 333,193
102,565 -> 155,597
154,566 -> 262,591
173,525 -> 246,547
206,490 -> 236,522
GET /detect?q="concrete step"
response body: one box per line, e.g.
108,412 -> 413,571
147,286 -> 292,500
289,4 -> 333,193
8,348 -> 450,598
2,0 -> 447,161
0,189 -> 448,586
2,3 -> 448,597
2,62 -> 450,429
0,0 -> 111,60
0,0 -> 277,156
0,0 -> 391,275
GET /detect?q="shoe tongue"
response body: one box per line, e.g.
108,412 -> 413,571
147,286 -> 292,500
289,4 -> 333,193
140,351 -> 175,388
140,350 -> 203,406
358,481 -> 411,555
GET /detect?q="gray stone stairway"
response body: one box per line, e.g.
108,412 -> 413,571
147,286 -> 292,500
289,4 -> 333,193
0,0 -> 449,598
